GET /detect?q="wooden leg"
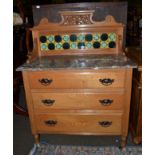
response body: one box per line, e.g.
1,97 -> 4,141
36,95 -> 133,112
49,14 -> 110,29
34,134 -> 40,145
120,136 -> 127,148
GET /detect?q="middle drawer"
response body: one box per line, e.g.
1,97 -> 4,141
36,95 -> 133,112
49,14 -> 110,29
32,91 -> 124,112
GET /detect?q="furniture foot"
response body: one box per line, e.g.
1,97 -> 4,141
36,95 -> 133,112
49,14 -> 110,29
34,134 -> 40,145
120,136 -> 127,148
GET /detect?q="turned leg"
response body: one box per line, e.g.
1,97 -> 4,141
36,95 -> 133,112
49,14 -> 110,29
34,134 -> 40,145
120,136 -> 127,148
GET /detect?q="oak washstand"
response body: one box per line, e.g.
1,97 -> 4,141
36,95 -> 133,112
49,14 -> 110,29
17,11 -> 136,147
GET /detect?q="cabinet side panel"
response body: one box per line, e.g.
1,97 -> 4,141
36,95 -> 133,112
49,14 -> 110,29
22,71 -> 37,134
122,68 -> 133,136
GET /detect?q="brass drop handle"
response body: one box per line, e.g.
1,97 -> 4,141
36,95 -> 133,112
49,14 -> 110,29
99,78 -> 114,86
99,99 -> 113,106
44,120 -> 57,126
41,99 -> 55,106
39,78 -> 52,86
99,121 -> 112,127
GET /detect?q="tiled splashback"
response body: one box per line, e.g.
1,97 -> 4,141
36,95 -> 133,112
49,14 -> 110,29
40,32 -> 116,51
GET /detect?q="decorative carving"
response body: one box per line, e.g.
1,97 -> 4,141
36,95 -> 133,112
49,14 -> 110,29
60,11 -> 94,25
62,15 -> 93,25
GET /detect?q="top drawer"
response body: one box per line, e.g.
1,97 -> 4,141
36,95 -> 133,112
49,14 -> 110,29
28,70 -> 126,89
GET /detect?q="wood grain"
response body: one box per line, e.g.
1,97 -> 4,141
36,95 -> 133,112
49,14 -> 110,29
32,91 -> 124,111
28,70 -> 125,89
35,113 -> 122,134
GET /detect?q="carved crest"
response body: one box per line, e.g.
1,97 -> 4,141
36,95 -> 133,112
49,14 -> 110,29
59,10 -> 94,25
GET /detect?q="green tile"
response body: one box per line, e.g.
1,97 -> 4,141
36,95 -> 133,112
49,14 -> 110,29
41,43 -> 47,50
70,43 -> 77,49
55,43 -> 62,49
63,35 -> 70,42
86,42 -> 92,48
48,35 -> 54,42
78,34 -> 85,41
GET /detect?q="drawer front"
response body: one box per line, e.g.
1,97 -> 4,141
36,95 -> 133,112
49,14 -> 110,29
35,113 -> 122,134
32,92 -> 124,111
28,70 -> 125,89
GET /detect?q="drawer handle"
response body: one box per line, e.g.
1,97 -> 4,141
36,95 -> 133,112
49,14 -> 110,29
99,121 -> 112,127
41,99 -> 55,106
38,78 -> 52,86
99,99 -> 113,106
44,120 -> 57,126
99,78 -> 114,86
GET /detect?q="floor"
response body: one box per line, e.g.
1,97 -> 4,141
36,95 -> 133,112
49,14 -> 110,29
13,85 -> 139,155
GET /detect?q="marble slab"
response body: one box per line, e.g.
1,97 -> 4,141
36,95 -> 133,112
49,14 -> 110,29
16,54 -> 136,71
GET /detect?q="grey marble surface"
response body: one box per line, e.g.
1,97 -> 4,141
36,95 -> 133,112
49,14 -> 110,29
17,54 -> 136,71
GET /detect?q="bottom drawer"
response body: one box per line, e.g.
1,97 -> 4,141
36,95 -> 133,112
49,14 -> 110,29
35,113 -> 122,134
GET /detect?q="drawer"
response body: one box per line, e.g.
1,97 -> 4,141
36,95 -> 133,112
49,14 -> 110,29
28,70 -> 125,89
32,91 -> 124,111
35,113 -> 122,134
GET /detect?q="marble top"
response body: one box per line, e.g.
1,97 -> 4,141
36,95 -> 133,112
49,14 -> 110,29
17,54 -> 136,71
